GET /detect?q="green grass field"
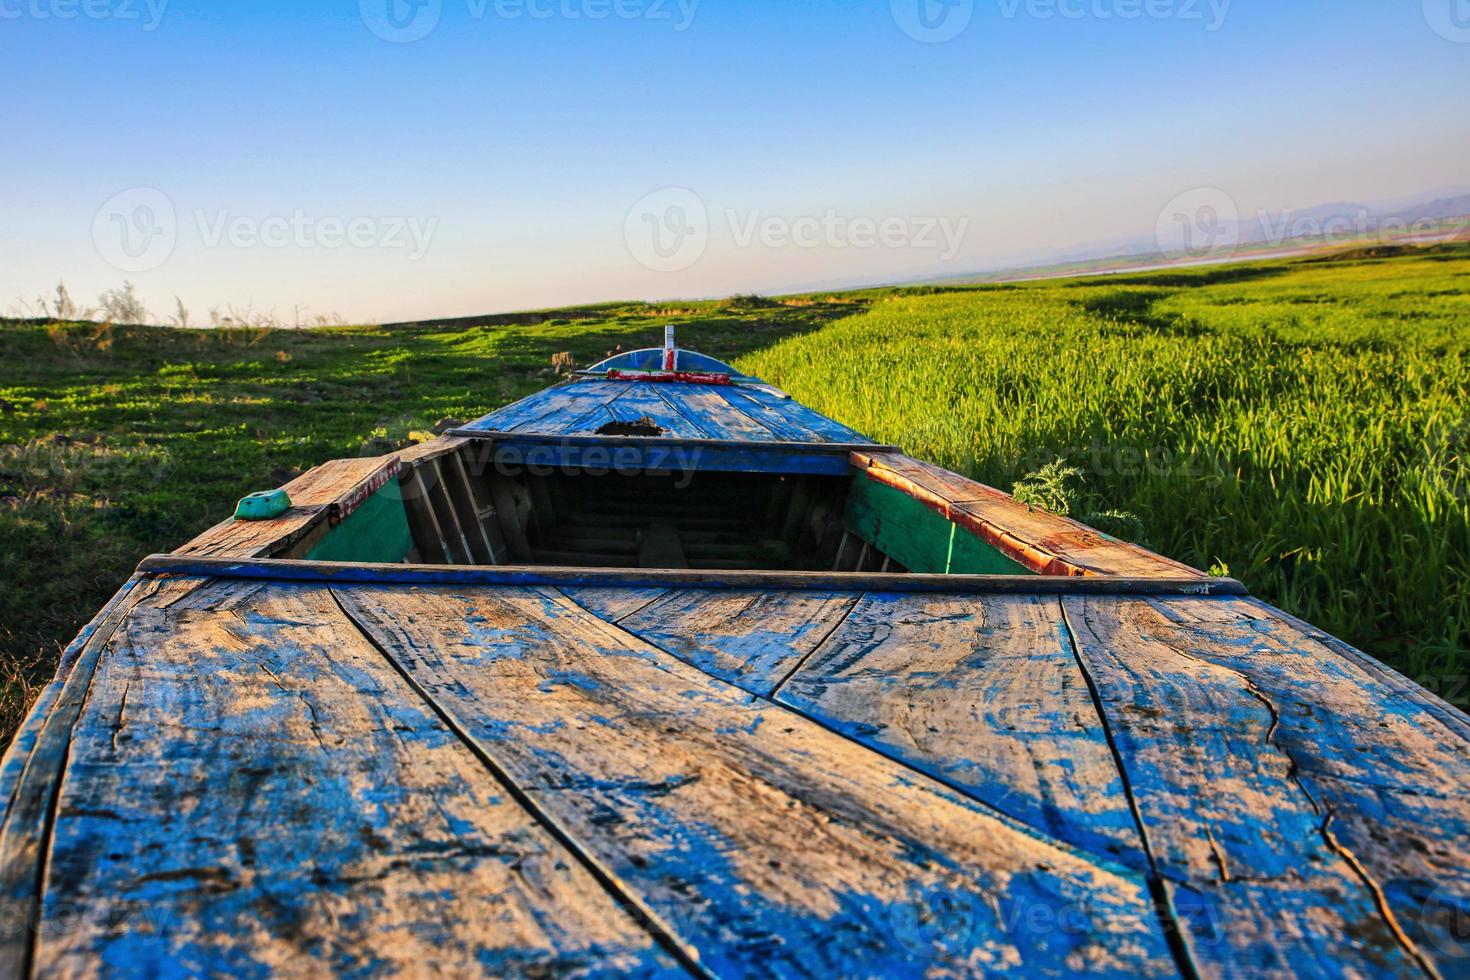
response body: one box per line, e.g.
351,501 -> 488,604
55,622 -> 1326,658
2,245 -> 1467,742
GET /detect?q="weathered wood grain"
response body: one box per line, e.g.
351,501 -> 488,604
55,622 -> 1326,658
1245,597 -> 1470,747
335,585 -> 1176,978
777,593 -> 1148,871
176,456 -> 401,559
615,588 -> 861,696
491,381 -> 664,436
463,378 -> 873,445
0,574 -> 212,977
394,435 -> 470,465
477,381 -> 626,433
601,385 -> 705,438
1062,595 -> 1445,977
561,587 -> 669,622
33,581 -> 675,977
423,458 -> 474,564
138,554 -> 1248,597
716,385 -> 870,443
443,452 -> 498,564
655,387 -> 779,441
853,452 -> 1204,579
1136,596 -> 1470,974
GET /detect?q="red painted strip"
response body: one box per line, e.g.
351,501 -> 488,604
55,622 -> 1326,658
606,369 -> 733,386
334,457 -> 403,520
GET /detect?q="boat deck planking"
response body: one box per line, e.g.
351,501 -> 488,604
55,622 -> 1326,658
459,376 -> 872,445
2,567 -> 1467,977
6,361 -> 1468,977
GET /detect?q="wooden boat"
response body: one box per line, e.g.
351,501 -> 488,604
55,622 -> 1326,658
2,341 -> 1466,978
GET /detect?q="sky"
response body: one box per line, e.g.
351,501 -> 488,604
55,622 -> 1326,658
3,0 -> 1468,323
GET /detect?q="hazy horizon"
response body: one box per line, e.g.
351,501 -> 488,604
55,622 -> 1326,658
6,1 -> 1469,323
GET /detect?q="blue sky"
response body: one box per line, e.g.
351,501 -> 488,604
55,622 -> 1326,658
3,0 -> 1468,322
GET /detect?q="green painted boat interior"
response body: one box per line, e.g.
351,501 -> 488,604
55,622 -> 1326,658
306,483 -> 416,565
844,476 -> 1033,575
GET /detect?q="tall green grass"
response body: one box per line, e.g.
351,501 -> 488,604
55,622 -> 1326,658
740,249 -> 1470,688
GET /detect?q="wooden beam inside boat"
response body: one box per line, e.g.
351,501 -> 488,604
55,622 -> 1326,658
136,555 -> 1249,596
455,433 -> 898,477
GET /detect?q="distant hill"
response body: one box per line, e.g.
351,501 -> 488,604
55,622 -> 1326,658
919,187 -> 1470,289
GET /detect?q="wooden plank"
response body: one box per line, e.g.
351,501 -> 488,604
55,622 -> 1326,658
777,593 -> 1148,872
853,452 -> 1205,579
1061,595 -> 1446,976
511,386 -> 644,437
137,554 -> 1250,596
717,386 -> 871,444
489,439 -> 859,477
425,459 -> 474,564
395,434 -> 471,465
177,456 -> 401,559
334,585 -> 1177,978
654,386 -> 781,441
615,589 -> 861,696
0,575 -> 154,978
442,453 -> 496,564
1130,596 -> 1470,972
601,384 -> 707,438
560,587 -> 669,622
28,581 -> 675,976
485,476 -> 533,563
399,466 -> 451,565
456,451 -> 511,564
1246,597 -> 1470,747
465,381 -> 627,434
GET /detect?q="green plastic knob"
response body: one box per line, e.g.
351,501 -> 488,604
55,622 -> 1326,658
235,489 -> 293,521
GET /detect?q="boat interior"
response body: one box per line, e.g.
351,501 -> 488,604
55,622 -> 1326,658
281,441 -> 1033,576
184,348 -> 1203,582
280,443 -> 1046,578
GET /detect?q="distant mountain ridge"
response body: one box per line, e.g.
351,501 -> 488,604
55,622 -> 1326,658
911,187 -> 1470,289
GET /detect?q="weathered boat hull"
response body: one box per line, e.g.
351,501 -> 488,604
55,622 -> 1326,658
1,358 -> 1466,977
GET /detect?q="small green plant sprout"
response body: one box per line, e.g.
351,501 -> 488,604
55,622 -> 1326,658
1012,459 -> 1085,515
1208,559 -> 1232,579
1012,458 -> 1143,541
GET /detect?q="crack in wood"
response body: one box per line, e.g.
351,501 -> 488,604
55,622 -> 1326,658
1058,598 -> 1202,980
325,586 -> 710,980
